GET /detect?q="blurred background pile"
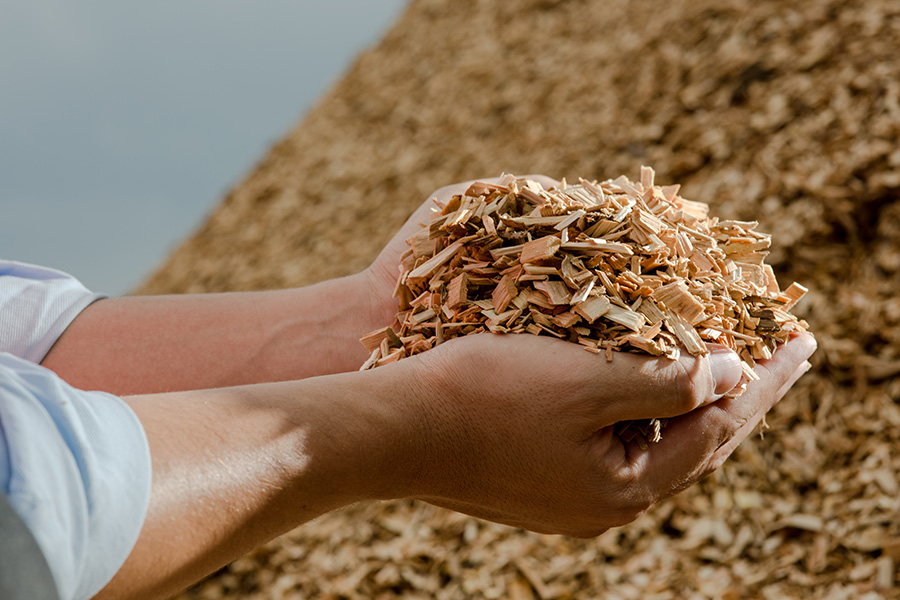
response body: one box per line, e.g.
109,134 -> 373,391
11,0 -> 900,597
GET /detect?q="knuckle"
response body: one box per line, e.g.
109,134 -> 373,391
672,362 -> 707,413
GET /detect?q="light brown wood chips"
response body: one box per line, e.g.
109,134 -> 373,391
156,0 -> 900,596
360,167 -> 808,445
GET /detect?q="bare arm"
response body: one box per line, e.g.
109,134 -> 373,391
95,330 -> 815,599
40,272 -> 394,395
40,176 -> 556,396
95,365 -> 417,599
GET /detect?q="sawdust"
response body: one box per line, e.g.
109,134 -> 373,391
147,0 -> 900,597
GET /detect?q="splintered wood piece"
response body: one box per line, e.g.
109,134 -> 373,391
374,347 -> 406,367
573,295 -> 611,323
409,307 -> 436,325
624,332 -> 664,356
561,240 -> 634,255
360,326 -> 402,352
632,208 -> 665,235
570,278 -> 596,304
675,197 -> 710,221
652,281 -> 707,325
446,272 -> 469,309
666,313 -> 708,356
492,274 -> 518,312
554,209 -> 586,231
465,181 -> 505,196
520,235 -> 562,263
780,282 -> 809,309
721,239 -> 771,254
407,237 -> 470,279
641,165 -> 655,192
533,280 -> 572,305
551,311 -> 581,329
604,304 -> 646,332
360,348 -> 380,371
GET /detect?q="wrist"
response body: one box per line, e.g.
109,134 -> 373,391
295,363 -> 430,506
353,267 -> 401,332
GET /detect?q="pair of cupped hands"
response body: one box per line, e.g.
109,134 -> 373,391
356,175 -> 816,537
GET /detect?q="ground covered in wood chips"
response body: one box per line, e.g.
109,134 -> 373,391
143,0 -> 900,598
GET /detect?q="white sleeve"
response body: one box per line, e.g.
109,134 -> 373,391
0,260 -> 105,363
0,261 -> 151,600
0,355 -> 151,600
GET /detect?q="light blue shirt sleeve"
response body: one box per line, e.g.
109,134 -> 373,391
0,261 -> 152,600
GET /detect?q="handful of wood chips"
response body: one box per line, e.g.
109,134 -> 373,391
360,167 -> 809,446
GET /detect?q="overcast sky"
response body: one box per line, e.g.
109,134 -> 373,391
0,1 -> 408,295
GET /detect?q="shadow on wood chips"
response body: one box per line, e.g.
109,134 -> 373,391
145,0 -> 900,598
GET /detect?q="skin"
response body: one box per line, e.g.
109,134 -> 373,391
39,177 -> 817,600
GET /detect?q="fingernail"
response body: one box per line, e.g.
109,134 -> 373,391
710,347 -> 742,395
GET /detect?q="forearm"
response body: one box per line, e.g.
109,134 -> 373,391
96,366 -> 420,600
41,271 -> 396,395
94,330 -> 816,599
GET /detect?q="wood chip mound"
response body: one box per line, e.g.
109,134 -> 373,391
361,167 -> 808,445
157,0 -> 900,596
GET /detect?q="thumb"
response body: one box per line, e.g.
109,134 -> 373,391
586,344 -> 744,425
708,346 -> 743,395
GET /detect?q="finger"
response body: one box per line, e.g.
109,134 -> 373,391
590,345 -> 741,425
630,332 -> 816,493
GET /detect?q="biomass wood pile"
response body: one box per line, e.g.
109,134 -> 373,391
145,0 -> 900,597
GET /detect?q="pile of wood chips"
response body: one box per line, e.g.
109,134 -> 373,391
360,168 -> 807,445
143,0 -> 900,597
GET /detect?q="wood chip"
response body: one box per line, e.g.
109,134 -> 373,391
574,295 -> 611,323
520,235 -> 562,264
491,274 -> 518,313
359,326 -> 401,353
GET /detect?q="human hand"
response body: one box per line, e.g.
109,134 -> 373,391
359,175 -> 560,327
378,330 -> 815,537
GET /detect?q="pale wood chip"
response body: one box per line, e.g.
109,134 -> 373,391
492,274 -> 518,313
533,280 -> 572,305
520,234 -> 563,263
359,326 -> 402,352
446,272 -> 469,309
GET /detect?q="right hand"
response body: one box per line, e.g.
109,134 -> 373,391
380,330 -> 815,537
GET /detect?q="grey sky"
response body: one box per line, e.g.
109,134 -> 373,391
0,1 -> 408,295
